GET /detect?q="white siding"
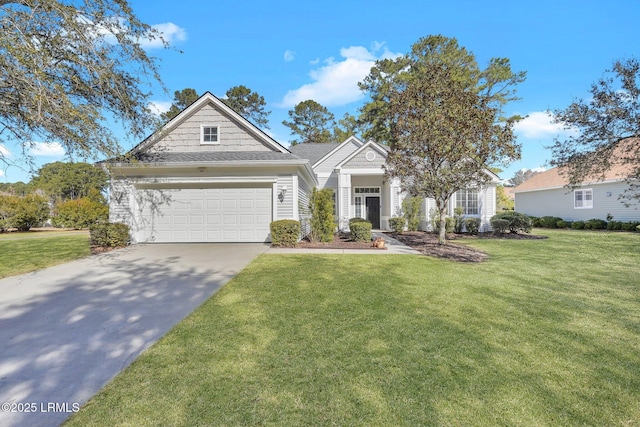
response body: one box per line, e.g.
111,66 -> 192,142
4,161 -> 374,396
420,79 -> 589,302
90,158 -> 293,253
275,175 -> 294,220
150,103 -> 273,153
515,181 -> 640,221
313,139 -> 362,174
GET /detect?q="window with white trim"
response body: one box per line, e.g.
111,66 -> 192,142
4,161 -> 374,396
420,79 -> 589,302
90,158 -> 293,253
574,189 -> 593,209
201,125 -> 219,144
456,188 -> 479,215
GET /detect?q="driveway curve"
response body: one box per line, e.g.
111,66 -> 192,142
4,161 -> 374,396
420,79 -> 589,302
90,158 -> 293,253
0,243 -> 268,427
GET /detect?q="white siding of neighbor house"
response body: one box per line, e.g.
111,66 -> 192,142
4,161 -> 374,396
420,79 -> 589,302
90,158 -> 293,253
515,181 -> 640,221
150,103 -> 274,153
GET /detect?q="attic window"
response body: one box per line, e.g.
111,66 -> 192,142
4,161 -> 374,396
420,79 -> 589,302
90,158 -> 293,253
201,125 -> 219,144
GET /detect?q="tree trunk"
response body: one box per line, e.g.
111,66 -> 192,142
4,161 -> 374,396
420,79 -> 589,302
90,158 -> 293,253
437,202 -> 447,245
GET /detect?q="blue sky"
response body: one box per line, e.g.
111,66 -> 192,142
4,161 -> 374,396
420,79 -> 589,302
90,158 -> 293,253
1,0 -> 639,183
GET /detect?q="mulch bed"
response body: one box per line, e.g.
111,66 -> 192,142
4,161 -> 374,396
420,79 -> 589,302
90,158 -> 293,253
296,233 -> 386,250
388,231 -> 547,262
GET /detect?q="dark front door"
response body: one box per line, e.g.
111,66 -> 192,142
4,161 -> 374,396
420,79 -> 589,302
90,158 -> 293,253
366,196 -> 381,229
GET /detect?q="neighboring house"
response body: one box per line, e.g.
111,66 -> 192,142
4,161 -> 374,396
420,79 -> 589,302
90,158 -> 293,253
104,92 -> 498,243
514,153 -> 639,221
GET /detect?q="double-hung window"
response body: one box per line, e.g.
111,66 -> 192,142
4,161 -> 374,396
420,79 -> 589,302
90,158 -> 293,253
456,188 -> 479,215
574,189 -> 593,209
201,125 -> 219,144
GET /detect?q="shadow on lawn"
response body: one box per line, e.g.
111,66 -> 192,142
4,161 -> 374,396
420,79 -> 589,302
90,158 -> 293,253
0,245 -> 256,427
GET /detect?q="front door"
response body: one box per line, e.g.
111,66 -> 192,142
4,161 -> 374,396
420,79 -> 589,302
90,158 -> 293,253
366,196 -> 381,229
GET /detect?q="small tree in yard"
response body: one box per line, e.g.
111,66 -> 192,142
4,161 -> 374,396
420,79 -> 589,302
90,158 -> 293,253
360,35 -> 524,244
309,188 -> 334,243
53,198 -> 108,229
402,196 -> 422,231
6,194 -> 49,231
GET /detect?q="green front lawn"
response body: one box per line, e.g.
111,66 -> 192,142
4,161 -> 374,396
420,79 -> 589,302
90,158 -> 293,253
65,230 -> 639,426
0,231 -> 91,279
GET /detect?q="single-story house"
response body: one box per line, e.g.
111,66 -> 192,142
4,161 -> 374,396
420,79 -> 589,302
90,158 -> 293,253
105,92 -> 498,243
514,144 -> 639,221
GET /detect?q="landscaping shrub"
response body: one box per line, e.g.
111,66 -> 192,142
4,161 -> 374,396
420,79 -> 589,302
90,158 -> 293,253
637,224 -> 640,232
585,218 -> 608,230
270,220 -> 300,247
621,221 -> 640,232
538,216 -> 564,229
491,219 -> 509,234
349,217 -> 369,226
557,220 -> 571,229
52,197 -> 108,229
402,196 -> 422,231
7,194 -> 49,231
350,221 -> 372,242
607,221 -> 623,231
453,207 -> 464,233
463,217 -> 481,235
571,221 -> 585,230
389,217 -> 406,233
490,211 -> 532,234
89,222 -> 131,247
309,188 -> 334,243
529,216 -> 540,227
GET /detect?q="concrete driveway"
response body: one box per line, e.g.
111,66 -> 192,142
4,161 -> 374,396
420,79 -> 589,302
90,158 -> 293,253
0,243 -> 268,427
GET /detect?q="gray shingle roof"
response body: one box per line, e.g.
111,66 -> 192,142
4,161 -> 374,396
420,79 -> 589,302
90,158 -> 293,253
289,143 -> 338,165
132,151 -> 303,163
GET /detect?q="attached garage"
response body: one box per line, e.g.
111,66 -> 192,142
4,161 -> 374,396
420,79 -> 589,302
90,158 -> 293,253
134,185 -> 273,243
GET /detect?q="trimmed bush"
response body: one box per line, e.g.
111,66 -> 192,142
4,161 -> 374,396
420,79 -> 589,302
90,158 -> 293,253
538,216 -> 564,229
349,217 -> 369,226
89,222 -> 130,247
490,211 -> 532,234
52,197 -> 108,229
585,218 -> 608,230
491,219 -> 509,234
350,221 -> 372,242
621,221 -> 640,232
270,220 -> 300,247
571,221 -> 585,230
402,196 -> 422,231
557,220 -> 571,229
8,194 -> 49,231
607,221 -> 623,231
389,217 -> 406,233
463,217 -> 481,235
637,224 -> 640,232
309,188 -> 334,243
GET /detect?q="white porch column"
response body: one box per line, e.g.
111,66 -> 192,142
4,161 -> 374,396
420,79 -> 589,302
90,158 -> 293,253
337,171 -> 351,231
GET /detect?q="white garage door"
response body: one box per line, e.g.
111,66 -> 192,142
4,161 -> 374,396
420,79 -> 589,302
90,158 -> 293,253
136,186 -> 272,243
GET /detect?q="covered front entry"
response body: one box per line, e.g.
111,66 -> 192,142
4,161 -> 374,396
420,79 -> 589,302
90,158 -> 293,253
134,185 -> 272,243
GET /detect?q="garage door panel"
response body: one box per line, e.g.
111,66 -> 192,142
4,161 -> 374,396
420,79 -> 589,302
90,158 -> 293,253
137,187 -> 272,243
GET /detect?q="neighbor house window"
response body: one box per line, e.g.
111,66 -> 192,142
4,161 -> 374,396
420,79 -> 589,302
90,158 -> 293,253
201,125 -> 219,144
456,188 -> 479,215
574,189 -> 593,209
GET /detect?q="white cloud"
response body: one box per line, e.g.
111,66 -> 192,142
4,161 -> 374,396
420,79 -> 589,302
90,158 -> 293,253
29,142 -> 65,157
514,111 -> 579,139
279,42 -> 403,108
309,58 -> 320,65
147,100 -> 172,115
0,144 -> 11,158
139,22 -> 187,49
284,50 -> 296,62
